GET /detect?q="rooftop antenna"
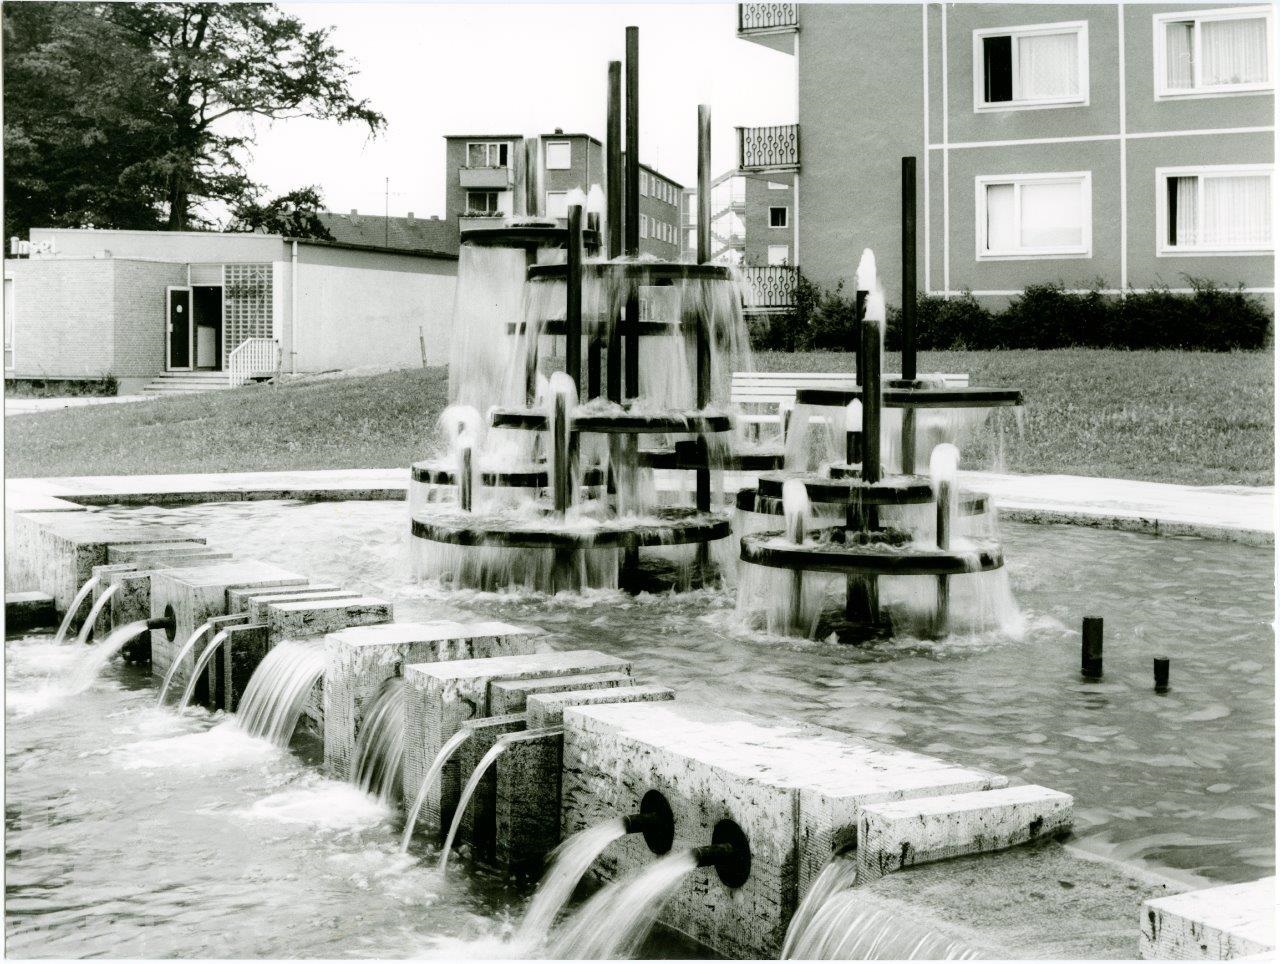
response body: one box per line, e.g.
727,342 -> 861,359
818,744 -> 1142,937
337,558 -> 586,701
385,177 -> 390,247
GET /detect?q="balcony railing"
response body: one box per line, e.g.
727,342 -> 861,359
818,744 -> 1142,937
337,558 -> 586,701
737,124 -> 800,172
738,3 -> 798,32
459,166 -> 513,189
741,266 -> 797,311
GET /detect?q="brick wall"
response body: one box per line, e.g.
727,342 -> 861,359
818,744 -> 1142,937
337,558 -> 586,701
112,259 -> 185,378
3,258 -> 116,379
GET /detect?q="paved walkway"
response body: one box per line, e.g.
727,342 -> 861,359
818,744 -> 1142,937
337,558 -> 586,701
4,395 -> 152,417
5,466 -> 1272,545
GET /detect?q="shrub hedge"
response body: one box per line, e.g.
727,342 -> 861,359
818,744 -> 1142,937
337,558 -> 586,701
752,276 -> 1272,352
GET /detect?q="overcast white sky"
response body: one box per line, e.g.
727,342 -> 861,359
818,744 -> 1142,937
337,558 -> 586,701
248,3 -> 795,219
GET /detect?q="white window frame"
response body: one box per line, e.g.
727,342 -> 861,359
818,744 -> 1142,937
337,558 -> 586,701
4,277 -> 14,371
769,206 -> 789,228
1156,163 -> 1275,256
975,171 -> 1093,261
767,181 -> 789,190
465,141 -> 510,168
640,213 -> 649,239
545,140 -> 572,170
545,190 -> 569,219
1153,7 -> 1274,100
465,190 -> 501,215
972,21 -> 1090,112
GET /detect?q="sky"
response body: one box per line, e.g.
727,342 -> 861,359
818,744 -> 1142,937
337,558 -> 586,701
247,2 -> 796,219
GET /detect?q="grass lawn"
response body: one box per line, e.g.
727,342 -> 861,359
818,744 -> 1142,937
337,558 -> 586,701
5,350 -> 1272,486
757,349 -> 1273,486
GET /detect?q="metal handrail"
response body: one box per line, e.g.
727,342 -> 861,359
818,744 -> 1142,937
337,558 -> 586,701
738,3 -> 798,32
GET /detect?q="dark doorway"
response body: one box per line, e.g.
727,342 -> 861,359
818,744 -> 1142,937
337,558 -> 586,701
191,285 -> 223,371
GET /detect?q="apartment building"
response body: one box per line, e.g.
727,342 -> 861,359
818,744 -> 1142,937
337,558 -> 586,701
736,2 -> 1275,308
442,132 -> 682,259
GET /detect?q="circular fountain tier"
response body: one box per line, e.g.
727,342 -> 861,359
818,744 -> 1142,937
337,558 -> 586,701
460,221 -> 601,253
490,406 -> 733,435
756,472 -> 935,506
411,460 -> 606,488
736,487 -> 989,517
794,386 -> 1024,409
740,529 -> 1004,576
526,260 -> 734,284
638,447 -> 785,472
411,505 -> 733,550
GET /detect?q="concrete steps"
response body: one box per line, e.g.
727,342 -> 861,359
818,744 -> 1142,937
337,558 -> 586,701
142,372 -> 233,396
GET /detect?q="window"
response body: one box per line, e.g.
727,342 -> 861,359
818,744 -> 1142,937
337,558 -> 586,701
767,245 -> 790,266
4,278 -> 13,370
1155,7 -> 1273,98
687,229 -> 697,250
466,142 -> 509,167
545,141 -> 571,170
767,181 -> 788,190
640,172 -> 649,197
973,22 -> 1088,110
640,214 -> 649,239
769,206 -> 789,228
1158,165 -> 1273,254
466,190 -> 500,215
976,172 -> 1091,259
546,191 -> 569,219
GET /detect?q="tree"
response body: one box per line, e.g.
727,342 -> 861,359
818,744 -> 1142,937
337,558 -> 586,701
2,3 -> 384,235
229,186 -> 333,240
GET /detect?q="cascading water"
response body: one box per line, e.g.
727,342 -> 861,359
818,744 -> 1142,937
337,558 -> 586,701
548,849 -> 699,959
448,244 -> 532,414
780,854 -> 859,958
781,897 -> 977,960
351,678 -> 405,803
400,727 -> 473,852
175,628 -> 234,713
65,620 -> 154,694
516,817 -> 627,944
73,583 -> 119,646
438,727 -> 562,873
156,620 -> 217,707
234,641 -> 327,748
52,575 -> 101,645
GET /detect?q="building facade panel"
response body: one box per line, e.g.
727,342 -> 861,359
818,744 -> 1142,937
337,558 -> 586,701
2,258 -> 117,380
112,260 -> 187,380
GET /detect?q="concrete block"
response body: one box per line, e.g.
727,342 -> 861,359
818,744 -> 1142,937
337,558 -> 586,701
192,614 -> 251,709
105,541 -> 208,563
220,623 -> 271,712
560,701 -> 1006,960
90,563 -> 138,638
6,511 -> 203,615
97,557 -> 233,663
5,591 -> 56,633
226,583 -> 341,613
488,671 -> 632,716
264,595 -> 392,641
148,560 -> 305,686
857,784 -> 1073,881
455,713 -> 526,861
1141,877 -> 1276,960
322,620 -> 539,782
248,589 -> 358,624
401,649 -> 630,839
525,683 -> 676,729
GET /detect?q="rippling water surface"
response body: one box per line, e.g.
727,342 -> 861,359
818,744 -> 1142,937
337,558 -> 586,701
6,499 -> 1273,957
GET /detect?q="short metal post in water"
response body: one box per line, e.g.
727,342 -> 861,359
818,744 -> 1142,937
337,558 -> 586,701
566,204 -> 584,397
934,476 -> 952,636
1154,655 -> 1170,692
1082,616 -> 1104,678
459,446 -> 473,512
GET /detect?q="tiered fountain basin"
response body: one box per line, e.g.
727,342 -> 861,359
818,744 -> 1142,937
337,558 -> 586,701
411,505 -> 731,549
740,529 -> 1003,576
794,384 -> 1025,410
459,220 -> 601,254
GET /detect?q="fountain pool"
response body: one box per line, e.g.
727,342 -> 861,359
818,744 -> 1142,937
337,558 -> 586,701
5,497 -> 1272,956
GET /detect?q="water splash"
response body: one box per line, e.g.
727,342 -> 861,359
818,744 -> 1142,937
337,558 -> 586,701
781,854 -> 859,958
156,620 -> 217,707
52,575 -> 100,645
73,583 -> 119,646
176,628 -> 234,713
517,817 -> 627,944
438,727 -> 562,873
234,641 -> 326,748
400,728 -> 473,852
351,677 -> 406,803
781,898 -> 977,960
65,620 -> 153,694
548,849 -> 698,959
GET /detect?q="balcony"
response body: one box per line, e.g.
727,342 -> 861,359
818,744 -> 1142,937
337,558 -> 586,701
459,166 -> 513,189
737,4 -> 798,52
737,124 -> 800,173
459,212 -> 507,232
740,265 -> 797,312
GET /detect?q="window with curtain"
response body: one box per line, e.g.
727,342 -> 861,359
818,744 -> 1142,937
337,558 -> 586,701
1158,8 -> 1272,96
976,22 -> 1087,108
1162,167 -> 1273,251
466,143 -> 509,168
978,173 -> 1091,258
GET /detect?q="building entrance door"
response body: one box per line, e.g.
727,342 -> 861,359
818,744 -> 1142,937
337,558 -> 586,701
191,285 -> 223,370
166,286 -> 192,370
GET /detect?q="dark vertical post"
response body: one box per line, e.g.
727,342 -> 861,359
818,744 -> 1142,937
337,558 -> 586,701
459,446 -> 474,512
565,204 -> 583,399
553,391 -> 571,515
1153,656 -> 1170,692
606,61 -> 623,403
694,105 -> 712,529
934,477 -> 951,636
853,290 -> 866,388
860,297 -> 882,486
524,139 -> 541,217
624,26 -> 640,400
1082,616 -> 1103,678
901,156 -> 918,382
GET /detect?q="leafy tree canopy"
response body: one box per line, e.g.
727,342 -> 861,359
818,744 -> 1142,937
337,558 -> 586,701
3,2 -> 384,238
229,186 -> 333,240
